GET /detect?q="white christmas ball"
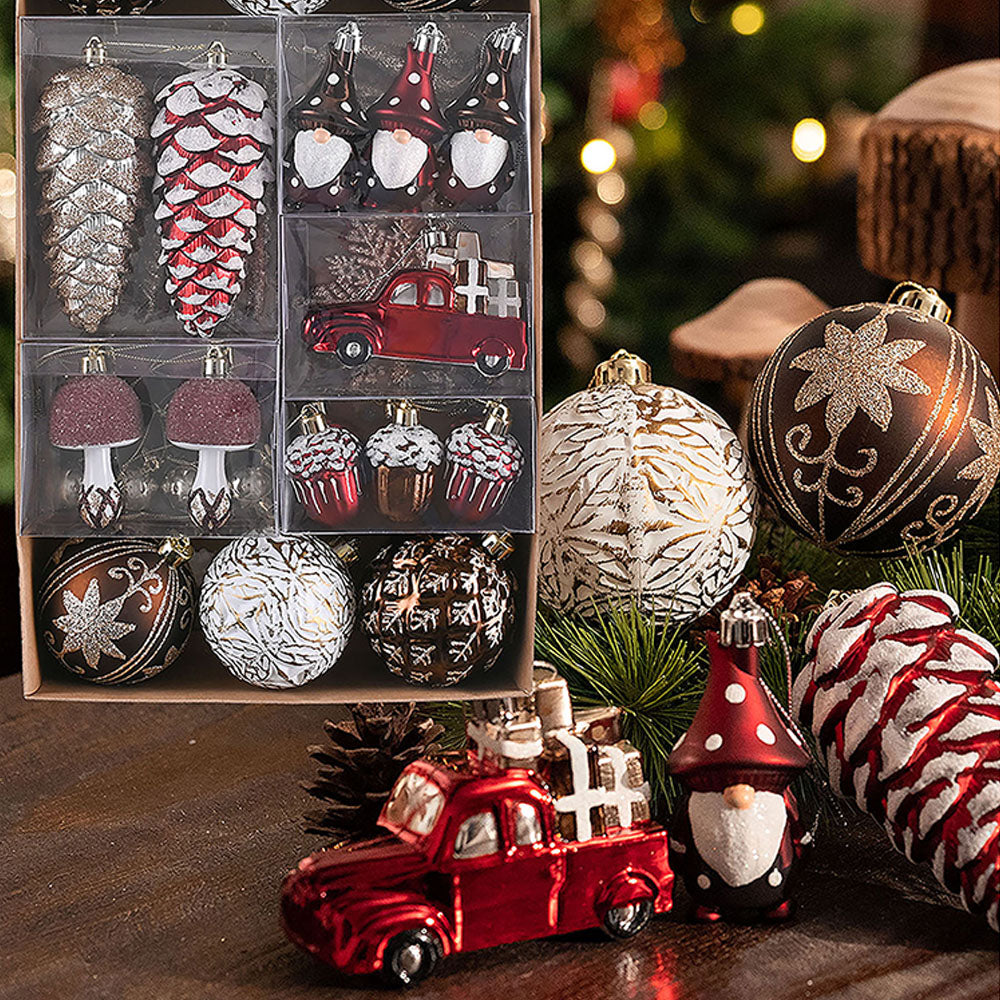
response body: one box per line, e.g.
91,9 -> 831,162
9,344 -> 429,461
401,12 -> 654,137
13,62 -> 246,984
538,380 -> 757,621
200,534 -> 355,689
223,0 -> 327,14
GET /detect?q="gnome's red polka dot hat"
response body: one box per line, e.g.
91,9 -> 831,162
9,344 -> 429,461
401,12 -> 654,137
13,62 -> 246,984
367,22 -> 448,141
290,21 -> 368,136
669,597 -> 810,792
446,22 -> 523,138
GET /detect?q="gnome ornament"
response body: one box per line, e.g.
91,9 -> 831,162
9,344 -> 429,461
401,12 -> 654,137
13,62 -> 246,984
284,23 -> 369,211
360,23 -> 448,210
668,594 -> 812,923
436,23 -> 523,210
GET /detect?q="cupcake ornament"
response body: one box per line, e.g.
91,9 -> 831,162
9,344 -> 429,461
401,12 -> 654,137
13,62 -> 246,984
365,400 -> 443,522
285,403 -> 362,528
444,401 -> 524,522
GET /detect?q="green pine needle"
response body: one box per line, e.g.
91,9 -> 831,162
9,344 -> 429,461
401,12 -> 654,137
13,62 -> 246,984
535,602 -> 706,809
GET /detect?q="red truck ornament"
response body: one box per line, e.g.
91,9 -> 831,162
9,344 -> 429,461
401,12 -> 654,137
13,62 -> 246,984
282,757 -> 674,988
302,268 -> 529,377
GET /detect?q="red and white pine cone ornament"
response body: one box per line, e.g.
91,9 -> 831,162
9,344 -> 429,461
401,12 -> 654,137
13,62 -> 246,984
152,45 -> 274,337
793,584 -> 1000,931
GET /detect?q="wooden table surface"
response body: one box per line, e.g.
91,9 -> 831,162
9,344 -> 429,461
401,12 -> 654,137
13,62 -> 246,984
2,674 -> 996,1000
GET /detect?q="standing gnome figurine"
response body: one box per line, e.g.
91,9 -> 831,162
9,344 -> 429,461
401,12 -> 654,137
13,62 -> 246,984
435,23 -> 522,209
284,23 -> 369,211
668,594 -> 811,922
360,23 -> 447,210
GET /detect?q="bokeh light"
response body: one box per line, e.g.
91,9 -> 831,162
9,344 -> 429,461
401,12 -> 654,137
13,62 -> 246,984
638,101 -> 668,130
581,138 -> 617,174
731,3 -> 765,35
791,117 -> 827,162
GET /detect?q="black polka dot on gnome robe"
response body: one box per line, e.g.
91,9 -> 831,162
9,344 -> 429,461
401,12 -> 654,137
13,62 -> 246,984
360,22 -> 448,211
436,23 -> 524,210
284,22 -> 369,211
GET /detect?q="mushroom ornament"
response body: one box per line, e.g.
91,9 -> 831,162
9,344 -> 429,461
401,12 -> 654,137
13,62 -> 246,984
284,22 -> 369,211
49,346 -> 143,530
435,23 -> 523,210
668,594 -> 812,923
166,346 -> 261,532
360,23 -> 448,210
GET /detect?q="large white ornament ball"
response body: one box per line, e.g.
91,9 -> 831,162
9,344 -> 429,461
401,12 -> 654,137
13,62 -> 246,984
199,535 -> 356,689
538,380 -> 757,622
223,0 -> 327,14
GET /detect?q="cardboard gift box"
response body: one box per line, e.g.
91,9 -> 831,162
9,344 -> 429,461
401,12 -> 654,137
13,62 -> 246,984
15,0 -> 542,704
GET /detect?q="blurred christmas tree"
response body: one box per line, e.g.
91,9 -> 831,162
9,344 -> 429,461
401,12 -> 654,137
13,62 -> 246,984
540,0 -> 916,403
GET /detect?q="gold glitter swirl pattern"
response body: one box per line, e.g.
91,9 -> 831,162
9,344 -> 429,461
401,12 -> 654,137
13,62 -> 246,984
748,303 -> 1000,555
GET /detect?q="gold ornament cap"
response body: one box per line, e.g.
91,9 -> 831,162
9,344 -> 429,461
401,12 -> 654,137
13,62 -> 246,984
591,349 -> 651,387
329,538 -> 359,565
387,399 -> 419,427
300,402 -> 328,435
81,345 -> 108,375
159,537 -> 194,566
483,401 -> 512,436
203,345 -> 232,379
481,531 -> 515,560
889,282 -> 952,324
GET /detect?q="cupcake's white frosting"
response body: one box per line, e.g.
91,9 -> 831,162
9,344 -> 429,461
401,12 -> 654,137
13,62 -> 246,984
366,423 -> 444,472
446,422 -> 524,483
285,427 -> 360,478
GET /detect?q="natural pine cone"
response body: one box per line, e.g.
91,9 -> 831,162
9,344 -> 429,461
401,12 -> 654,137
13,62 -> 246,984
303,703 -> 444,843
34,61 -> 152,333
152,59 -> 274,337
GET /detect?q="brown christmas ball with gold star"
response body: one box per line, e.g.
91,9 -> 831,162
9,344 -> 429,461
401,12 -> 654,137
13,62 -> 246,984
360,533 -> 515,688
38,538 -> 195,685
748,285 -> 1000,555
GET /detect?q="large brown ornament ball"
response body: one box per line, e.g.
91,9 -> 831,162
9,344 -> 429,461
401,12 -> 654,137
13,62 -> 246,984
748,301 -> 1000,555
538,357 -> 757,622
361,534 -> 515,687
38,538 -> 195,685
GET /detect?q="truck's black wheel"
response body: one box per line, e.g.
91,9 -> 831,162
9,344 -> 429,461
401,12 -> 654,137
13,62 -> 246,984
336,331 -> 374,367
602,899 -> 653,940
380,928 -> 442,988
474,345 -> 511,377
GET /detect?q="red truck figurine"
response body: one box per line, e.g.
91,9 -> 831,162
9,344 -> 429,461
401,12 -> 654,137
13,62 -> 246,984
281,757 -> 674,987
302,268 -> 529,377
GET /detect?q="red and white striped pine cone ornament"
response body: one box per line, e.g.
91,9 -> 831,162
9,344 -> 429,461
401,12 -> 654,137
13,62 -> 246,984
153,46 -> 274,338
793,584 -> 1000,931
34,41 -> 152,333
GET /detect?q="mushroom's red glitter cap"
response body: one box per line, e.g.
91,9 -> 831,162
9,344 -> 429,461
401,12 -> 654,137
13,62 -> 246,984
49,374 -> 142,448
166,377 -> 261,448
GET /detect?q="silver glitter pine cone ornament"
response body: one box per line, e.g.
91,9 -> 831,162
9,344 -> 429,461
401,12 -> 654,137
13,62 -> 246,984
38,537 -> 195,686
747,283 -> 1000,555
361,532 -> 516,688
34,37 -> 152,334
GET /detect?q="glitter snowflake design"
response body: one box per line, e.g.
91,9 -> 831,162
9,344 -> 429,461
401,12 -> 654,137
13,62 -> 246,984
791,309 -> 930,437
52,578 -> 136,669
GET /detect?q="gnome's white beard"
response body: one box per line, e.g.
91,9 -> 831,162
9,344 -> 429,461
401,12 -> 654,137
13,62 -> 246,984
371,130 -> 429,189
688,790 -> 787,887
451,130 -> 509,189
293,130 -> 352,189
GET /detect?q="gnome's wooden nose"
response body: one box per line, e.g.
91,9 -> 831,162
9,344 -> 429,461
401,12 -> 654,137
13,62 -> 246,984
723,784 -> 755,810
393,128 -> 413,144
